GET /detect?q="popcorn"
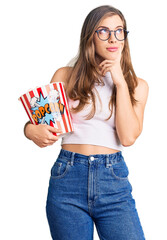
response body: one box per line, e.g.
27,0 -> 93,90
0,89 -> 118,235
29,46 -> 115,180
19,82 -> 73,136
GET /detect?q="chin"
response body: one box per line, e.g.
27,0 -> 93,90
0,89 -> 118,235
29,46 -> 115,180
108,51 -> 120,58
96,53 -> 117,63
105,55 -> 117,60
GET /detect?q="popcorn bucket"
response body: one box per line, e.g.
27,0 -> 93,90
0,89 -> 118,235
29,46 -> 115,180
19,82 -> 74,136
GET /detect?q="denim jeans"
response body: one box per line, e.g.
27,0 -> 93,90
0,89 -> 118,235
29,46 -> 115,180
46,149 -> 145,240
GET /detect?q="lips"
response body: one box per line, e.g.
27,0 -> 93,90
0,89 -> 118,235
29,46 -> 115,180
106,47 -> 118,52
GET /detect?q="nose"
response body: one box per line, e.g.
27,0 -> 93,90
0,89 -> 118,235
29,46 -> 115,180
108,31 -> 117,43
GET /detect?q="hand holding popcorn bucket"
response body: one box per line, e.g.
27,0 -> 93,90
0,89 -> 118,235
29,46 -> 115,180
19,82 -> 74,136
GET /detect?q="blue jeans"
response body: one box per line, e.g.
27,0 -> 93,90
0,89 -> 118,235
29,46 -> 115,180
46,149 -> 145,240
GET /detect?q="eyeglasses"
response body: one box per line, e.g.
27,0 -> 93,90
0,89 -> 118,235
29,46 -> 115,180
95,28 -> 129,41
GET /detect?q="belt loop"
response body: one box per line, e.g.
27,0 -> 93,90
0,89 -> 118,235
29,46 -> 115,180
106,154 -> 111,168
70,152 -> 75,166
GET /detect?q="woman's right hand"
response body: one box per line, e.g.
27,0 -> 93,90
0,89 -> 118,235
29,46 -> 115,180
25,123 -> 63,148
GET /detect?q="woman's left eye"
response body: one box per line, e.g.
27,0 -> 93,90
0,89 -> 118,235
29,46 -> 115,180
117,28 -> 123,33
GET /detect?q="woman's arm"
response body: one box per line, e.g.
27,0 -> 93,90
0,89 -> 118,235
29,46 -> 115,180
115,78 -> 149,146
99,46 -> 149,147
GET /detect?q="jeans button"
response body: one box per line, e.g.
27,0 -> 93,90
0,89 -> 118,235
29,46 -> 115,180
90,156 -> 95,161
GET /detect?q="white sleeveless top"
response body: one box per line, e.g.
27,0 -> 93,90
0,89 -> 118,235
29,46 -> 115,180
60,71 -> 123,151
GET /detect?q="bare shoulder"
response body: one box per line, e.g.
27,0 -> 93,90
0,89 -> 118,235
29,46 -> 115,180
50,66 -> 73,88
134,77 -> 149,106
137,77 -> 149,90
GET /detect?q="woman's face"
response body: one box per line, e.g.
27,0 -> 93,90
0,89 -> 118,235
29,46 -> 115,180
93,15 -> 125,63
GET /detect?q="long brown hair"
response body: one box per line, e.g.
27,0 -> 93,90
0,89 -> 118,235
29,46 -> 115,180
66,5 -> 138,120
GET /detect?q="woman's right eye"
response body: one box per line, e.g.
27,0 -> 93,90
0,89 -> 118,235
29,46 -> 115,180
99,29 -> 108,34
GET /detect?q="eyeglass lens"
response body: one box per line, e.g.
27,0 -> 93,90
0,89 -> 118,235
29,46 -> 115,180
97,28 -> 127,41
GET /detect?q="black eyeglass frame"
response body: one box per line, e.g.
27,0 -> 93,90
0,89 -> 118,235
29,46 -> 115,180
95,28 -> 129,41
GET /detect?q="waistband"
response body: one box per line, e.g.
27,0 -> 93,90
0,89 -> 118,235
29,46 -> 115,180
57,148 -> 123,167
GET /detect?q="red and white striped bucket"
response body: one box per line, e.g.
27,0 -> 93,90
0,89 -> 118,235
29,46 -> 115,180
19,82 -> 73,136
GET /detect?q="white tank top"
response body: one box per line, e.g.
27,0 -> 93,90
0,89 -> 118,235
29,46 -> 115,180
60,71 -> 123,151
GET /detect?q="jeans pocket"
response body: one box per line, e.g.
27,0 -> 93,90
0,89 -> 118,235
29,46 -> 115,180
50,158 -> 71,179
110,157 -> 129,180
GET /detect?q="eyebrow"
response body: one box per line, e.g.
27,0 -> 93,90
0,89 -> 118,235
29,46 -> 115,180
97,25 -> 123,29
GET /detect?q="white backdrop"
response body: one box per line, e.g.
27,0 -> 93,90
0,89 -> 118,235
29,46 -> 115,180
1,0 -> 167,239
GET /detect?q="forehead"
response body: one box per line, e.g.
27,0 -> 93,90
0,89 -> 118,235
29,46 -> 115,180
98,15 -> 123,29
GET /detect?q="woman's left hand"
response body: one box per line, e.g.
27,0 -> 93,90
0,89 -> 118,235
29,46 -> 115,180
99,45 -> 126,86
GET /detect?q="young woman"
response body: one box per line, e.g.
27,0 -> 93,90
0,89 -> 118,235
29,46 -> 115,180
24,5 -> 149,240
